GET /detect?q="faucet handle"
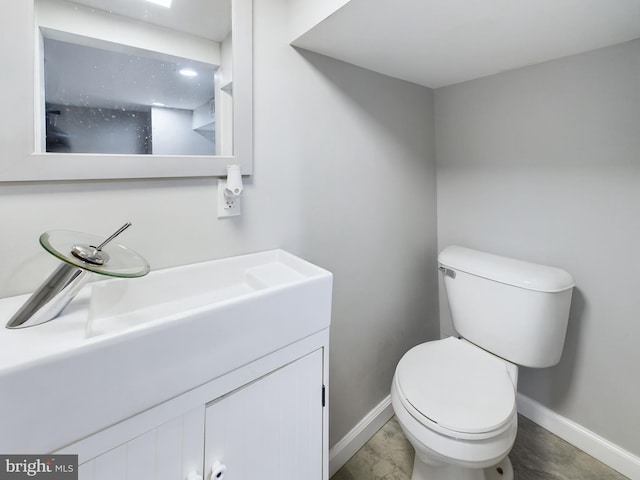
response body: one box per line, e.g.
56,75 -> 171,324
71,222 -> 132,265
95,222 -> 132,251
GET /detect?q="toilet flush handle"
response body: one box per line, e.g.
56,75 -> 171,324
438,266 -> 456,279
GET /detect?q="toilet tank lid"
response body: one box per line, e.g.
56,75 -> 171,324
438,246 -> 575,293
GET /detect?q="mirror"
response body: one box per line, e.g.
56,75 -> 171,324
0,0 -> 252,181
42,36 -> 220,156
39,0 -> 229,156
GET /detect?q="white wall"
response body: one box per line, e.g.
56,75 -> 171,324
435,39 -> 640,458
151,107 -> 214,155
0,0 -> 438,450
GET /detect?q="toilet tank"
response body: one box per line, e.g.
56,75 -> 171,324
439,246 -> 575,368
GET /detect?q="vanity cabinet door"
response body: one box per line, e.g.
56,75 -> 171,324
204,349 -> 324,480
78,406 -> 205,480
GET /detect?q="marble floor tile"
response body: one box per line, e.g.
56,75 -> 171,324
331,415 -> 628,480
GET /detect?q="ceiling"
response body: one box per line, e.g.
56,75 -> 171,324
44,37 -> 217,110
67,0 -> 231,42
292,0 -> 640,88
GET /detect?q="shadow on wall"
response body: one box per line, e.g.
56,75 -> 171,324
293,47 -> 434,167
519,287 -> 586,408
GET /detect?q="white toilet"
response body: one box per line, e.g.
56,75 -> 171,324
391,246 -> 574,480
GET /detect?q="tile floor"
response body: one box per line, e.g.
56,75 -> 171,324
331,415 -> 628,480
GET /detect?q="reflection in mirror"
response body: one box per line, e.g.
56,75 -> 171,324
37,0 -> 233,157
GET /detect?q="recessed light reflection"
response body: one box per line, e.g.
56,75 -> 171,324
179,68 -> 198,78
145,0 -> 172,7
151,102 -> 165,107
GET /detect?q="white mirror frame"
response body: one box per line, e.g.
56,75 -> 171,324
0,0 -> 252,182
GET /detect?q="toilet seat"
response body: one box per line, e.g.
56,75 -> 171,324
395,337 -> 516,437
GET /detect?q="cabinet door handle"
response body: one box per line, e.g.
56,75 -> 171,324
187,472 -> 203,480
211,462 -> 227,479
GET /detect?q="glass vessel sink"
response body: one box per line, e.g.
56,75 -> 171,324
41,230 -> 150,277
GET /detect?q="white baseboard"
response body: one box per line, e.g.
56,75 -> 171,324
517,393 -> 640,479
328,395 -> 394,477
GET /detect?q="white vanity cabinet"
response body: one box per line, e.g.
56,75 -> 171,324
69,334 -> 328,480
1,250 -> 332,479
204,349 -> 324,480
77,407 -> 206,480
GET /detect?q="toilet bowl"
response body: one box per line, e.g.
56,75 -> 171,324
391,337 -> 518,480
391,246 -> 575,480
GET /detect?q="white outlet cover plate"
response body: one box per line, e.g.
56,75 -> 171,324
217,179 -> 241,217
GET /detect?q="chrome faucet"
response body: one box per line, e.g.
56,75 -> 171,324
6,223 -> 149,329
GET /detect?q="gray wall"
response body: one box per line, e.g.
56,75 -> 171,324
288,52 -> 439,446
435,39 -> 640,457
0,0 -> 438,450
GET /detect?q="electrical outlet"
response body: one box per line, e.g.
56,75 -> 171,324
217,179 -> 242,217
